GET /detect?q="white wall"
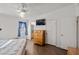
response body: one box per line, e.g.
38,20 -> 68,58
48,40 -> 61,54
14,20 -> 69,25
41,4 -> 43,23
29,4 -> 77,49
0,14 -> 29,39
0,14 -> 17,39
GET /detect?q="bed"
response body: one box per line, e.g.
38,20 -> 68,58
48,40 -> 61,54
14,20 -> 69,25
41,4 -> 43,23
0,39 -> 27,55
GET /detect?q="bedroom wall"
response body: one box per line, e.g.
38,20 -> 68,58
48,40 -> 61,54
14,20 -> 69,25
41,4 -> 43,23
29,4 -> 77,49
0,14 -> 17,39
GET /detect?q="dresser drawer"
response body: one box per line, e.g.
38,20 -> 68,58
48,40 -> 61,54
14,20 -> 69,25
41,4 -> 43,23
34,40 -> 43,45
34,37 -> 42,42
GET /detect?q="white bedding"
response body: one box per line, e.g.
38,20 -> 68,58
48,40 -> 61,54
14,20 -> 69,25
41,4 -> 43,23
0,39 -> 26,55
0,40 -> 13,48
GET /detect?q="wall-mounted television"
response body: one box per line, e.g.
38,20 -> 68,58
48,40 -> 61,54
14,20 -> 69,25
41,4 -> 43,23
36,19 -> 46,25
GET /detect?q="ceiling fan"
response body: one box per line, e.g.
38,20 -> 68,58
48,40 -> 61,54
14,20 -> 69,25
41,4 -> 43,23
17,3 -> 29,18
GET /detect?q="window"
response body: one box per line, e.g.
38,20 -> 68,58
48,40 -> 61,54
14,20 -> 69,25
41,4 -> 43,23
18,21 -> 27,37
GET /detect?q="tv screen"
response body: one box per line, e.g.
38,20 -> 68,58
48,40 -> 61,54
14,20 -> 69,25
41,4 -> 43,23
36,19 -> 45,25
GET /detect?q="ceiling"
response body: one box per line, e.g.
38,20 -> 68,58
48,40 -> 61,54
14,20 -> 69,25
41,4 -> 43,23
0,3 -> 74,18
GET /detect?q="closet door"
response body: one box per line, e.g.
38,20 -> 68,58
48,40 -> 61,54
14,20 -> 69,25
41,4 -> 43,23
59,19 -> 67,49
46,20 -> 57,46
60,19 -> 76,49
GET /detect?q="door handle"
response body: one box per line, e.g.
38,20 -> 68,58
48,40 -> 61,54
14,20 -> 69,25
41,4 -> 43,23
61,34 -> 64,36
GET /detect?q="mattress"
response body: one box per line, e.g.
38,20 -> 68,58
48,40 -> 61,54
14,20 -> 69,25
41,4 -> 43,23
0,39 -> 26,55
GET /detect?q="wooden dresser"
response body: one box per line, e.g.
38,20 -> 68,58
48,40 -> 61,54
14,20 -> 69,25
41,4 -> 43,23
33,30 -> 45,45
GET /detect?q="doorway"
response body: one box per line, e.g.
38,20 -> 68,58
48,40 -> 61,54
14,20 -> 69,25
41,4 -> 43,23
30,22 -> 35,40
77,16 -> 79,48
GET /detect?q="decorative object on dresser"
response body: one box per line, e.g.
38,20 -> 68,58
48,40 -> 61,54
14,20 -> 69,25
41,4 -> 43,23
33,30 -> 45,45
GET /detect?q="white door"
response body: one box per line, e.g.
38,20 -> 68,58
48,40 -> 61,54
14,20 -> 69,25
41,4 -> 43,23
59,19 -> 76,49
46,20 -> 57,46
59,19 -> 69,49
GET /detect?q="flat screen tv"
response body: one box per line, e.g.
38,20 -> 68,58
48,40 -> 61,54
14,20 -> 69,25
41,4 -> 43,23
36,19 -> 45,25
